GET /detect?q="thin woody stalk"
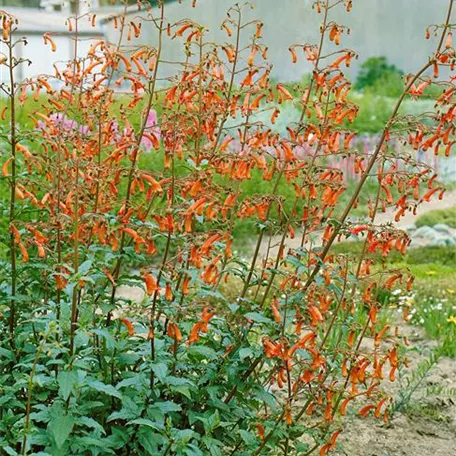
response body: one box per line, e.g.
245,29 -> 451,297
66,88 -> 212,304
242,0 -> 331,299
254,57 -> 440,455
107,2 -> 166,318
54,9 -> 82,326
301,60 -> 434,295
69,157 -> 80,356
209,6 -> 242,156
68,14 -> 84,356
299,0 -> 455,296
20,326 -> 52,455
7,31 -> 17,348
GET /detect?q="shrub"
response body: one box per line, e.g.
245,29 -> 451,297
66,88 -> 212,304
415,207 -> 456,228
355,56 -> 403,92
0,1 -> 454,455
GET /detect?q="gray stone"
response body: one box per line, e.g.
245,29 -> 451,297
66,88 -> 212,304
414,226 -> 439,238
434,223 -> 453,233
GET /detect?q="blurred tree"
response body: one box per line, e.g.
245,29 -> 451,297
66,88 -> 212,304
355,56 -> 403,91
70,0 -> 79,13
0,0 -> 41,6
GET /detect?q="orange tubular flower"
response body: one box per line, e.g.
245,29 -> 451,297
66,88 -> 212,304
289,46 -> 298,63
308,305 -> 324,326
256,423 -> 265,440
120,318 -> 135,336
167,323 -> 183,342
2,157 -> 13,177
43,33 -> 57,52
144,272 -> 159,295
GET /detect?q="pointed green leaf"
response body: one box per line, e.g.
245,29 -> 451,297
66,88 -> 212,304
49,414 -> 74,449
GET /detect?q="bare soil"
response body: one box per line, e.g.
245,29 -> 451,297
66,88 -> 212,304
338,324 -> 456,456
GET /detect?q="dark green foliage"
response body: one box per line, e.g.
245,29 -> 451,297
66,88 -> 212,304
0,258 -> 284,455
0,0 -> 41,6
355,57 -> 403,92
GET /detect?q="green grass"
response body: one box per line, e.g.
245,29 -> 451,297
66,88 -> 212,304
415,207 -> 456,229
407,285 -> 456,358
406,402 -> 452,422
331,240 -> 456,357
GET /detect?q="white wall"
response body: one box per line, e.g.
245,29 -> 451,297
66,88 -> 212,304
101,0 -> 452,82
0,34 -> 102,84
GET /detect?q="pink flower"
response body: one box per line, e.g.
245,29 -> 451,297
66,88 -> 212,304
141,109 -> 161,151
36,113 -> 90,137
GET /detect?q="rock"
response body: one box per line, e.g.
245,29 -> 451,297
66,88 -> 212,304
435,236 -> 456,246
414,226 -> 439,238
411,224 -> 456,246
433,223 -> 453,234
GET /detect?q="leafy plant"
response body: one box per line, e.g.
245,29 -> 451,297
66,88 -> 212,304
1,0 -> 455,455
391,349 -> 441,415
355,56 -> 403,92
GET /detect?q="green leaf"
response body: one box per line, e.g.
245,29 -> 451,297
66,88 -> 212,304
87,380 -> 123,399
284,255 -> 304,269
73,437 -> 115,453
187,345 -> 216,360
254,388 -> 278,408
78,260 -> 92,275
138,428 -> 167,455
296,442 -> 310,453
204,410 -> 220,435
48,414 -> 74,449
76,416 -> 106,435
244,312 -> 273,324
91,329 -> 116,350
202,435 -> 223,455
155,401 -> 182,413
175,429 -> 197,445
185,444 -> 204,456
151,362 -> 168,383
0,347 -> 14,361
127,418 -> 164,430
239,347 -> 253,360
239,429 -> 256,445
58,370 -> 78,401
116,375 -> 145,389
170,385 -> 192,399
227,303 -> 240,313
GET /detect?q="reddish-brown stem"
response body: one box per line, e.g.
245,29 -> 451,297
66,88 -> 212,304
7,32 -> 17,349
300,60 -> 434,295
107,2 -> 165,315
21,327 -> 50,455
